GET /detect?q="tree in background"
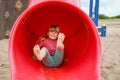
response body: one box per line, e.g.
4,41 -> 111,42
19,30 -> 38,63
99,14 -> 120,19
99,14 -> 109,19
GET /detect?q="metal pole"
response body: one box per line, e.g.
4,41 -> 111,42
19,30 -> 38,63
89,0 -> 93,18
94,0 -> 99,26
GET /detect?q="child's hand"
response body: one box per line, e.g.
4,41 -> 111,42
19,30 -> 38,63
58,33 -> 65,42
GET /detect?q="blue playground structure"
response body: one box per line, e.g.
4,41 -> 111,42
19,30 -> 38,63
89,0 -> 106,37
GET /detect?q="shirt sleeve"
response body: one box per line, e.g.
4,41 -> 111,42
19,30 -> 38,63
35,37 -> 44,48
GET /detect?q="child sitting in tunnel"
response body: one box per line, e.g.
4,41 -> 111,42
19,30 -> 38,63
33,25 -> 65,67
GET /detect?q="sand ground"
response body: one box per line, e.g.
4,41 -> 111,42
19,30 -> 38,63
0,39 -> 10,80
100,21 -> 120,80
0,19 -> 120,80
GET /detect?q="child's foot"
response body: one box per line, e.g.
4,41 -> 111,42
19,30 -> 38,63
33,45 -> 40,56
33,45 -> 46,61
38,49 -> 46,61
57,33 -> 65,50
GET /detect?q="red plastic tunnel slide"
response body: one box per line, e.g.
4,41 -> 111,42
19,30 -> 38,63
8,0 -> 102,80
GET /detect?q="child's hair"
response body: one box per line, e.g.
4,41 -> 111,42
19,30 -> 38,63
48,25 -> 60,33
41,25 -> 60,42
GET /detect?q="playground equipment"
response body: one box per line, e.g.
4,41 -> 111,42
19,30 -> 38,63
89,0 -> 106,37
9,0 -> 101,80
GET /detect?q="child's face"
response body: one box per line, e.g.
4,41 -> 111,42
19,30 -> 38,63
48,31 -> 58,40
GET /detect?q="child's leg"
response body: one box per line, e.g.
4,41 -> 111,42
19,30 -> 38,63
57,33 -> 65,50
57,40 -> 64,50
41,47 -> 55,67
42,47 -> 64,67
33,45 -> 46,61
33,46 -> 54,67
53,33 -> 65,66
53,49 -> 64,66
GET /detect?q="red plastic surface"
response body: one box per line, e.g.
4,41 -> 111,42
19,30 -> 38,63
9,1 -> 101,80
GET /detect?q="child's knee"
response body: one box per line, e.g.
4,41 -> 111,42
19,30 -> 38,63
41,47 -> 48,52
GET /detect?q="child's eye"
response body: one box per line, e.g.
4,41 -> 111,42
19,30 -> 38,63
55,32 -> 58,34
51,31 -> 58,33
